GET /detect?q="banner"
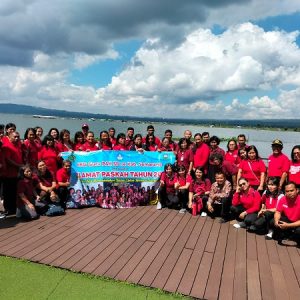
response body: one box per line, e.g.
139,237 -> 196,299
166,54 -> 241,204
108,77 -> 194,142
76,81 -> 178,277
61,150 -> 175,209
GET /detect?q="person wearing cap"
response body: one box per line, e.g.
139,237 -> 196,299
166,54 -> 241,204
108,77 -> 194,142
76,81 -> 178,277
81,124 -> 89,140
268,139 -> 290,191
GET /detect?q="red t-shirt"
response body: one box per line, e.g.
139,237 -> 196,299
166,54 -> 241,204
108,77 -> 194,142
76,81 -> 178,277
3,141 -> 23,177
193,143 -> 210,171
177,174 -> 192,187
261,192 -> 283,210
160,172 -> 177,194
232,188 -> 261,213
176,149 -> 193,171
277,195 -> 300,222
74,143 -> 85,151
189,178 -> 211,195
289,161 -> 300,185
56,142 -> 73,153
113,144 -> 128,151
56,167 -> 71,183
81,141 -> 99,152
239,159 -> 266,186
146,144 -> 159,151
38,146 -> 59,175
16,177 -> 38,208
225,150 -> 239,165
23,139 -> 39,168
142,136 -> 161,147
268,153 -> 290,177
34,172 -> 55,188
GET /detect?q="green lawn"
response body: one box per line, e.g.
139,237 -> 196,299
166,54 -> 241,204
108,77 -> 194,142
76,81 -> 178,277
0,256 -> 188,299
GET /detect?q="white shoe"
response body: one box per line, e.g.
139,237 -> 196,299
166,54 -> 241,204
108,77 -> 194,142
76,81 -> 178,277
156,202 -> 162,210
265,230 -> 273,240
179,208 -> 186,214
233,223 -> 241,228
16,208 -> 22,218
200,212 -> 207,217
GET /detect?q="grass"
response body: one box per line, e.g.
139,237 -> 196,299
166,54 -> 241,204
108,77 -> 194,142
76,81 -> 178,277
0,256 -> 188,300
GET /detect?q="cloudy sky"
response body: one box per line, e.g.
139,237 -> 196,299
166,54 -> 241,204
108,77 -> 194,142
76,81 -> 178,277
1,0 -> 300,119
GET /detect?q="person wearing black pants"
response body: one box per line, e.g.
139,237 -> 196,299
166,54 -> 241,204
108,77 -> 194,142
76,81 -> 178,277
175,165 -> 192,213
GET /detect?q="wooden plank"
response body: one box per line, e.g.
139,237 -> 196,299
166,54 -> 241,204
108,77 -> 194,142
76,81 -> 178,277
246,233 -> 262,300
287,247 -> 300,286
176,218 -> 213,296
190,251 -> 214,299
184,217 -> 205,250
256,234 -> 276,300
139,213 -> 190,287
205,219 -> 221,253
151,215 -> 196,289
233,228 -> 247,300
204,222 -> 229,300
219,225 -> 237,300
164,248 -> 193,293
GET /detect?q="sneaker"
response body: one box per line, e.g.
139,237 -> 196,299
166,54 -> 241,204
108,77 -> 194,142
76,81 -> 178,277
279,239 -> 298,247
248,225 -> 257,232
233,221 -> 246,229
156,202 -> 162,210
265,230 -> 273,240
0,212 -> 6,219
179,208 -> 187,214
200,212 -> 207,217
16,208 -> 22,218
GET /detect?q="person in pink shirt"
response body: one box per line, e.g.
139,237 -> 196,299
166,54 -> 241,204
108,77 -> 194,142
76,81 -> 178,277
192,133 -> 210,173
288,145 -> 300,188
267,139 -> 290,191
225,139 -> 239,166
274,182 -> 300,246
231,177 -> 261,228
237,145 -> 266,193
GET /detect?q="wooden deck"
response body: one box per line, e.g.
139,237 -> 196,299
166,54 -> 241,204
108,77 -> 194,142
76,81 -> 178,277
0,206 -> 300,299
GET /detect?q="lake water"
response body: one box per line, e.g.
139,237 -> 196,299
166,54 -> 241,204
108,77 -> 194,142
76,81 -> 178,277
1,113 -> 299,159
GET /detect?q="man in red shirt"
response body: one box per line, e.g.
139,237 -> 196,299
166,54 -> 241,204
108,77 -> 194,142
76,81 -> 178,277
2,131 -> 23,214
56,160 -> 72,208
268,139 -> 290,191
125,127 -> 135,148
274,182 -> 300,246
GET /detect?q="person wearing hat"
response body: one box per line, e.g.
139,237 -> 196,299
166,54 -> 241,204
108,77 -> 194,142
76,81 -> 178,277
268,139 -> 290,191
81,124 -> 89,141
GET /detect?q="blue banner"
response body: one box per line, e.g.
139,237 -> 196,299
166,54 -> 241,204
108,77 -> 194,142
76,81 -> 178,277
61,150 -> 175,209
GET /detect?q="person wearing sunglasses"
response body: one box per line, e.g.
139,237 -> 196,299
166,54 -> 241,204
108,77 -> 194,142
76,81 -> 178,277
230,177 -> 261,228
289,145 -> 300,189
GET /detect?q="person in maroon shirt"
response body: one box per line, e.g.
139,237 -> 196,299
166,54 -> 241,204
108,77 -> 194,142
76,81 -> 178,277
158,163 -> 178,209
16,165 -> 40,220
202,132 -> 210,146
183,129 -> 194,149
23,127 -> 39,170
164,129 -> 178,152
175,165 -> 192,213
209,136 -> 225,159
176,138 -> 193,174
73,131 -> 85,151
273,182 -> 300,246
237,134 -> 249,150
98,131 -> 112,150
231,177 -> 261,228
125,127 -> 135,148
56,160 -> 72,209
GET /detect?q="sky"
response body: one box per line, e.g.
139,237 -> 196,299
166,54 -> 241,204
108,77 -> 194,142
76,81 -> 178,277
1,0 -> 300,120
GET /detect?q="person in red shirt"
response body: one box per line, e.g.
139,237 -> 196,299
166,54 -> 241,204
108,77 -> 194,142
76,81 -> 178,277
73,131 -> 85,151
56,160 -> 72,209
48,128 -> 60,147
16,165 -> 40,220
237,134 -> 249,150
108,127 -> 117,148
56,129 -> 74,153
164,129 -> 178,152
129,134 -> 146,152
231,177 -> 261,228
192,133 -> 210,173
274,182 -> 300,246
188,167 -> 211,215
81,131 -> 99,152
175,165 -> 192,213
249,176 -> 283,237
23,127 -> 39,170
202,132 -> 210,146
81,124 -> 89,141
143,125 -> 161,147
237,145 -> 266,193
183,129 -> 194,149
38,135 -> 59,175
34,126 -> 43,151
113,133 -> 128,150
2,131 -> 23,214
267,139 -> 290,191
225,139 -> 239,166
176,138 -> 193,174
1,123 -> 16,146
158,163 -> 178,209
159,137 -> 174,152
98,131 -> 112,150
288,145 -> 300,188
209,136 -> 225,159
145,135 -> 159,151
125,127 -> 134,148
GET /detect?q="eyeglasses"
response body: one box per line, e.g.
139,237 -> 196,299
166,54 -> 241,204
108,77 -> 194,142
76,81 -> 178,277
239,182 -> 247,187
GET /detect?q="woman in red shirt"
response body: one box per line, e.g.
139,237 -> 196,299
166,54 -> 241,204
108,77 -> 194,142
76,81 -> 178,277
23,127 -> 39,170
113,133 -> 128,151
175,165 -> 192,213
82,131 -> 98,152
231,177 -> 261,228
225,139 -> 239,166
145,135 -> 159,151
98,131 -> 112,150
289,145 -> 300,188
34,126 -> 43,151
56,129 -> 74,153
237,145 -> 266,193
38,135 -> 59,176
73,131 -> 85,151
176,138 -> 193,174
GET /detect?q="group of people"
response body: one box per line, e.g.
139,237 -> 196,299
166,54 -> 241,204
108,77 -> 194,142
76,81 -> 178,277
0,122 -> 299,246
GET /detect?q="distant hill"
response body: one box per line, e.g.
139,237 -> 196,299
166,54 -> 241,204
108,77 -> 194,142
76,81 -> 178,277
0,103 -> 299,129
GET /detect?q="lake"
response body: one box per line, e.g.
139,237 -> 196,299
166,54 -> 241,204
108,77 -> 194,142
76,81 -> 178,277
1,113 -> 299,159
